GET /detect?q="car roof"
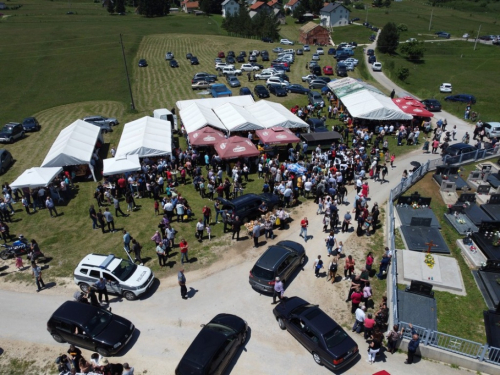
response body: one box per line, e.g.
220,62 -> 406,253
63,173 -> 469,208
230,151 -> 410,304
485,122 -> 500,127
51,301 -> 102,325
77,253 -> 121,271
301,306 -> 340,334
448,143 -> 474,150
255,245 -> 291,269
180,328 -> 228,371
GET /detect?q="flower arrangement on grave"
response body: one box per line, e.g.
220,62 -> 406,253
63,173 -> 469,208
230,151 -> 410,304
470,245 -> 477,254
443,175 -> 448,180
411,201 -> 420,209
492,231 -> 500,247
424,252 -> 435,269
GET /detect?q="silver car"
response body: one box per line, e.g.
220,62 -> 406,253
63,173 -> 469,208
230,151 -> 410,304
83,115 -> 119,127
227,76 -> 241,88
165,52 -> 174,60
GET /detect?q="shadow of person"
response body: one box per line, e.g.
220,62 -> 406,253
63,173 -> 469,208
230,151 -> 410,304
187,287 -> 198,299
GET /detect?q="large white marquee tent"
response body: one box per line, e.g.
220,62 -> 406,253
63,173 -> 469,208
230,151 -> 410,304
102,155 -> 141,176
10,167 -> 63,190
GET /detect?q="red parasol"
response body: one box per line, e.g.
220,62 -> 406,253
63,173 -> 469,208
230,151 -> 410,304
392,97 -> 434,118
188,127 -> 226,147
255,126 -> 301,145
214,136 -> 260,159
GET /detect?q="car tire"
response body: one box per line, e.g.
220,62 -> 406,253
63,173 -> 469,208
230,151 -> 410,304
300,255 -> 306,266
241,330 -> 247,344
109,122 -> 116,127
96,347 -> 110,357
277,318 -> 286,330
312,352 -> 322,365
52,333 -> 66,343
79,283 -> 90,293
123,291 -> 137,301
104,130 -> 108,134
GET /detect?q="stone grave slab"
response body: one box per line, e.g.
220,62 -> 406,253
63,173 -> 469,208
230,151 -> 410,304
444,209 -> 478,235
395,206 -> 440,228
433,173 -> 470,190
440,180 -> 458,205
400,226 -> 450,254
478,184 -> 492,194
456,239 -> 487,268
483,310 -> 500,348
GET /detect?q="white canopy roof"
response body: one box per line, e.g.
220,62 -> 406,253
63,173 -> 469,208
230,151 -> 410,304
10,167 -> 63,189
246,100 -> 309,129
115,116 -> 172,158
213,103 -> 264,132
176,96 -> 255,111
340,90 -> 413,121
180,103 -> 226,134
102,155 -> 141,176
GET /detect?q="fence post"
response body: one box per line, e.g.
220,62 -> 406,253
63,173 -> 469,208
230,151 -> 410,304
478,344 -> 488,361
475,149 -> 479,161
423,329 -> 431,345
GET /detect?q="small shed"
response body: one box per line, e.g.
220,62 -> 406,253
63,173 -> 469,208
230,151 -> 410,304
299,22 -> 330,45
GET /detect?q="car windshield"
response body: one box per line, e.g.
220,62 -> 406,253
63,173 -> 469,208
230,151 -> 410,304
83,309 -> 113,337
1,127 -> 13,134
205,323 -> 237,337
324,327 -> 348,348
251,265 -> 274,280
111,259 -> 137,281
214,86 -> 227,93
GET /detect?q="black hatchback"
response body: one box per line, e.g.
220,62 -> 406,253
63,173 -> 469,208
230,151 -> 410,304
249,241 -> 306,293
22,117 -> 41,132
421,99 -> 442,112
175,314 -> 247,375
273,297 -> 359,370
47,301 -> 135,357
254,85 -> 270,98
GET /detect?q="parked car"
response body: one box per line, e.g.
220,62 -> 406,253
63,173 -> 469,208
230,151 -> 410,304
211,84 -> 232,98
240,51 -> 247,57
47,301 -> 135,357
344,62 -> 355,71
372,62 -> 382,71
303,45 -> 310,51
316,77 -> 331,83
138,59 -> 148,67
262,37 -> 274,43
312,53 -> 320,61
226,56 -> 235,64
83,116 -> 119,127
435,31 -> 451,38
255,71 -> 273,80
336,64 -> 348,77
165,52 -> 174,60
316,47 -> 324,55
261,52 -> 270,61
366,49 -> 374,56
444,94 -> 476,104
0,123 -> 25,143
190,56 -> 199,65
74,253 -> 155,300
186,53 -> 193,59
323,66 -> 333,75
249,241 -> 306,293
287,84 -> 310,94
280,39 -> 294,45
236,55 -> 245,63
227,75 -> 241,88
302,74 -> 317,82
22,117 -> 40,132
227,50 -> 235,57
420,99 -> 442,112
443,143 -> 477,164
191,81 -> 213,90
218,51 -> 225,58
268,84 -> 288,97
169,59 -> 179,68
0,149 -> 13,174
310,66 -> 322,76
254,85 -> 270,98
296,49 -> 304,55
272,47 -> 284,53
250,62 -> 264,69
193,72 -> 217,82
368,55 -> 376,64
351,17 -> 360,22
175,314 -> 248,375
248,55 -> 257,63
483,122 -> 500,139
239,87 -> 254,99
308,61 -> 319,69
222,67 -> 242,76
241,63 -> 260,72
216,193 -> 280,223
266,77 -> 289,88
327,48 -> 335,55
440,83 -> 452,93
309,79 -> 327,89
344,58 -> 358,66
308,91 -> 324,107
273,297 -> 359,370
306,118 -> 328,132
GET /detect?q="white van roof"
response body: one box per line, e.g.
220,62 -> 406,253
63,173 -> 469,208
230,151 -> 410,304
153,108 -> 172,117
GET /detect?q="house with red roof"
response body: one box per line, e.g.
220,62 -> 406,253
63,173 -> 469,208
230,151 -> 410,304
284,0 -> 301,12
182,0 -> 200,13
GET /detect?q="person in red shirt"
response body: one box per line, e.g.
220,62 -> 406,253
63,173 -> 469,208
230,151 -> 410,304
117,176 -> 126,196
180,238 -> 189,265
361,182 -> 369,198
350,287 -> 363,314
202,205 -> 211,226
366,252 -> 374,272
363,313 -> 376,340
300,217 -> 309,242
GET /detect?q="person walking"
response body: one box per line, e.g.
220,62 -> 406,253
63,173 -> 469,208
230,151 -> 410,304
178,268 -> 188,299
93,277 -> 109,304
132,239 -> 143,265
381,163 -> 388,183
202,205 -> 211,227
45,196 -> 58,218
313,255 -> 324,277
387,324 -> 404,354
405,323 -> 420,364
196,219 -> 204,242
123,230 -> 131,253
156,242 -> 167,267
103,208 -> 116,233
272,277 -> 284,304
180,238 -> 189,264
342,211 -> 352,233
327,256 -> 338,283
299,216 -> 309,242
113,196 -> 127,217
89,205 -> 99,229
344,255 -> 355,280
252,221 -> 261,248
232,216 -> 241,241
367,331 -> 382,364
31,261 -> 45,292
352,305 -> 365,333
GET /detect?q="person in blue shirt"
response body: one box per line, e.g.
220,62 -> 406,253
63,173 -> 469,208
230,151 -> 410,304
405,323 -> 420,364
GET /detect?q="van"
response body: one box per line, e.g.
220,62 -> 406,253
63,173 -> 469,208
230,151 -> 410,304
153,108 -> 178,133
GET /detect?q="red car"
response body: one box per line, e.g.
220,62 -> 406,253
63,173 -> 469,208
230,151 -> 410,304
323,65 -> 334,75
218,51 -> 225,58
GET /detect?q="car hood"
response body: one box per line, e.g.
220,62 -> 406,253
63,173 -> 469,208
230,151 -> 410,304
260,193 -> 280,205
0,131 -> 11,137
210,314 -> 246,333
274,296 -> 309,316
94,317 -> 133,345
127,266 -> 152,287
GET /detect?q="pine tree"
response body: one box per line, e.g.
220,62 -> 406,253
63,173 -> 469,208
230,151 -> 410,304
107,0 -> 115,14
377,22 -> 399,54
116,0 -> 126,13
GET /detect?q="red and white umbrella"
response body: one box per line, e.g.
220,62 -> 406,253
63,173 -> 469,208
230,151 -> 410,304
392,97 -> 434,118
188,127 -> 226,147
214,136 -> 260,159
255,126 -> 300,145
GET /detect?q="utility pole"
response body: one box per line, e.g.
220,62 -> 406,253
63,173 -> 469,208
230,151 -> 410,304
120,34 -> 135,111
474,25 -> 481,51
428,9 -> 433,31
365,6 -> 368,24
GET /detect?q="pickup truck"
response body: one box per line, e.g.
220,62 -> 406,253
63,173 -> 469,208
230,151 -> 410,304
215,62 -> 234,71
222,67 -> 242,76
240,64 -> 260,72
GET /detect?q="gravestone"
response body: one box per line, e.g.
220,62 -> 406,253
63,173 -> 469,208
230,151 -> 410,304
483,171 -> 492,182
478,185 -> 491,195
458,193 -> 476,203
488,194 -> 500,205
440,181 -> 456,192
406,280 -> 434,298
468,171 -> 482,181
410,217 -> 432,227
397,192 -> 432,206
440,180 -> 458,205
482,165 -> 493,173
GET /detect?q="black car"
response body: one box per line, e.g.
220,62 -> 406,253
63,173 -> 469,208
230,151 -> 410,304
47,301 -> 135,357
170,59 -> 179,68
0,149 -> 13,174
239,87 -> 254,99
0,122 -> 25,143
351,17 -> 360,22
316,76 -> 331,83
273,297 -> 359,370
239,51 -> 247,57
186,53 -> 193,59
368,55 -> 377,64
254,85 -> 270,98
190,56 -> 199,65
287,84 -> 310,95
226,56 -> 235,64
175,314 -> 247,375
236,55 -> 245,63
216,193 -> 280,223
21,117 -> 40,132
262,37 -> 273,43
421,99 -> 442,112
250,62 -> 264,69
443,143 -> 477,164
336,64 -> 348,77
138,59 -> 148,67
227,51 -> 235,57
261,53 -> 270,61
249,241 -> 306,293
268,84 -> 288,97
310,66 -> 321,76
306,118 -> 328,132
445,94 -> 476,104
367,49 -> 374,56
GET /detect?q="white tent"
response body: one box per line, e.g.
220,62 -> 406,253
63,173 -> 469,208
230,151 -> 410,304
246,100 -> 309,129
41,120 -> 103,181
115,116 -> 172,158
180,103 -> 226,134
176,95 -> 255,111
213,103 -> 263,132
10,167 -> 63,190
339,90 -> 413,121
102,155 -> 141,176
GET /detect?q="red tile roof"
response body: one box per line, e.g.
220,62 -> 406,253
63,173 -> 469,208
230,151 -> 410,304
268,0 -> 278,6
286,0 -> 300,6
186,1 -> 199,8
250,1 -> 266,10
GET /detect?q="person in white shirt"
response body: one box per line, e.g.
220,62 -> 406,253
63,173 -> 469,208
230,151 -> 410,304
352,305 -> 366,333
196,219 -> 205,242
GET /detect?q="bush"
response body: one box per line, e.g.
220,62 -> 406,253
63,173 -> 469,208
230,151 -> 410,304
354,3 -> 365,9
397,23 -> 408,32
397,67 -> 410,81
385,59 -> 395,71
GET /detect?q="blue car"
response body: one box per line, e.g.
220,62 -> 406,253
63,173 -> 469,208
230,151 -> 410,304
444,94 -> 476,104
287,84 -> 310,94
211,84 -> 232,98
328,48 -> 336,55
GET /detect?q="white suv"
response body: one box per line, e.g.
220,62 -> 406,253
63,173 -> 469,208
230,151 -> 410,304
280,39 -> 294,45
73,254 -> 154,301
440,83 -> 452,93
483,122 -> 500,139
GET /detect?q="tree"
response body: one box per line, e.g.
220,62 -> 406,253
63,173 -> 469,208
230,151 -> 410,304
310,0 -> 324,14
138,0 -> 170,16
399,41 -> 426,61
107,0 -> 115,13
116,0 -> 126,13
292,2 -> 306,21
377,22 -> 399,54
397,67 -> 410,81
384,0 -> 391,7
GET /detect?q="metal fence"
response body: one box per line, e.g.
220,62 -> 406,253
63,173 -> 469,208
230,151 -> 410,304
386,145 -> 500,365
